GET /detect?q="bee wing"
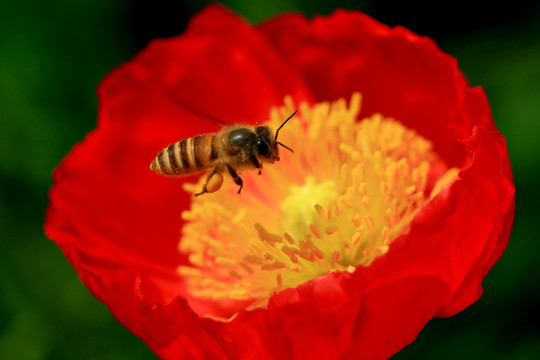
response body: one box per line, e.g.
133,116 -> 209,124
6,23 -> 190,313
167,97 -> 231,128
198,114 -> 230,127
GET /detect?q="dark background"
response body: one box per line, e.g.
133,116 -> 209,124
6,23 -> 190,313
1,0 -> 539,358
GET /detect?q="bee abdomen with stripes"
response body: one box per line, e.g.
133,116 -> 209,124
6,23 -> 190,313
150,135 -> 214,175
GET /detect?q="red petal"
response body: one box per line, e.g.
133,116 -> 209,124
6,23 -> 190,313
259,10 -> 496,167
155,4 -> 314,124
224,273 -> 359,359
435,126 -> 515,316
346,276 -> 451,359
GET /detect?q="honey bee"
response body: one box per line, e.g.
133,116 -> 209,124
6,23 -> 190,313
150,111 -> 296,196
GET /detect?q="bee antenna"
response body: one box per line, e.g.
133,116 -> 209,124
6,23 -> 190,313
275,110 -> 297,141
277,142 -> 294,153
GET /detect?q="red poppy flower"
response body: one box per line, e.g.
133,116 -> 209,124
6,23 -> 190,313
45,4 -> 515,359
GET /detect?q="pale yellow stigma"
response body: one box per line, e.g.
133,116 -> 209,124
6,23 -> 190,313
179,93 -> 458,318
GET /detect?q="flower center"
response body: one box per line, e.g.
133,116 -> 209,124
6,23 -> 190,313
178,93 -> 457,319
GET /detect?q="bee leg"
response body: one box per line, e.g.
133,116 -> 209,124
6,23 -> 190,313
195,166 -> 223,196
226,164 -> 243,194
251,156 -> 262,175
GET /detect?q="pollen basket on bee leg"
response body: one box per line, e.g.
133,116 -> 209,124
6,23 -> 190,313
206,172 -> 224,193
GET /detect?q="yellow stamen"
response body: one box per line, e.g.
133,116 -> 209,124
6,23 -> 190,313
178,93 -> 458,318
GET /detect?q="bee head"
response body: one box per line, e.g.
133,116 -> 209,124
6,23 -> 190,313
255,126 -> 275,161
255,111 -> 296,163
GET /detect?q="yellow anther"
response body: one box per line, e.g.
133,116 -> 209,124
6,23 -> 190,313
315,203 -> 326,219
362,195 -> 370,208
331,251 -> 341,264
283,232 -> 295,245
215,257 -> 237,267
243,255 -> 264,264
239,262 -> 254,274
310,223 -> 323,239
228,271 -> 242,279
404,186 -> 416,195
325,225 -> 338,234
364,215 -> 375,230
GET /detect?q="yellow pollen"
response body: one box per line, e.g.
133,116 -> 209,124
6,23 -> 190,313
178,93 -> 459,319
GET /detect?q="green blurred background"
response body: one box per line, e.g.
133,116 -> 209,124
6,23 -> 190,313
1,0 -> 538,358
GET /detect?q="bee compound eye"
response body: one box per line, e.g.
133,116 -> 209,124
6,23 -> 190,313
256,139 -> 270,156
